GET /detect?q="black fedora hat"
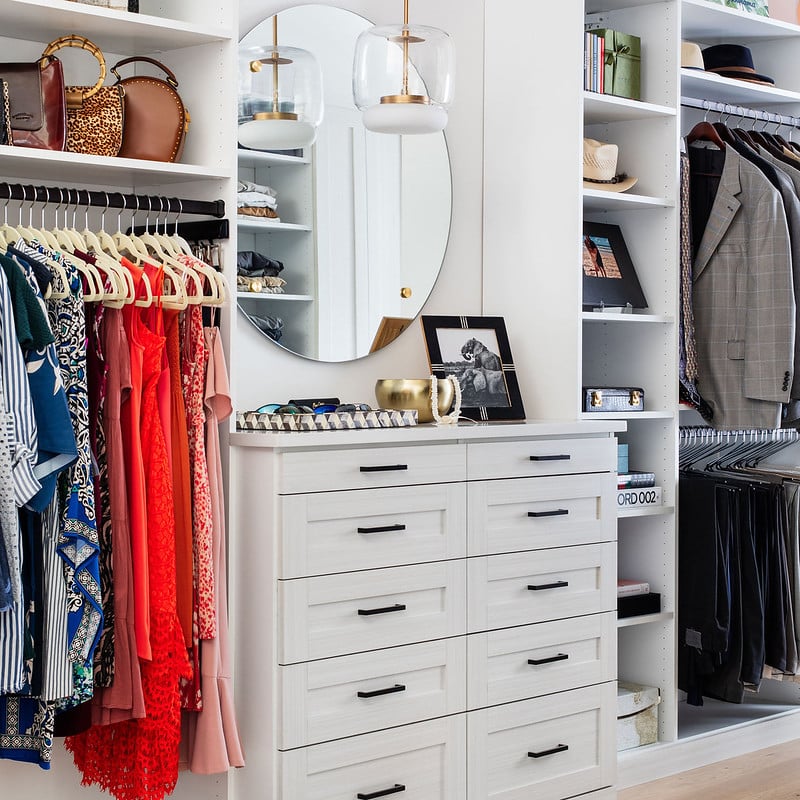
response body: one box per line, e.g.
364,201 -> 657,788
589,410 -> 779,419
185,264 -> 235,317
702,43 -> 774,85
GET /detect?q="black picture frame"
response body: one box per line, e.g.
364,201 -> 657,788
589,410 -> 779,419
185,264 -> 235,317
582,221 -> 647,311
421,315 -> 526,422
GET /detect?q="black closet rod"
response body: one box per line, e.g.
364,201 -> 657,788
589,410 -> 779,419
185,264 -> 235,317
0,182 -> 225,219
681,96 -> 800,130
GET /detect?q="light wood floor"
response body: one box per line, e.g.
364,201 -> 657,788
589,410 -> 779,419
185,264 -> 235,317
618,739 -> 800,799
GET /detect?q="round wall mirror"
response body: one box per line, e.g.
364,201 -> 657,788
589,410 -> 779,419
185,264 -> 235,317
237,4 -> 452,362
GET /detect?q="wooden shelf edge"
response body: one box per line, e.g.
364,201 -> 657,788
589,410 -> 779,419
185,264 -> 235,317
618,504 -> 676,519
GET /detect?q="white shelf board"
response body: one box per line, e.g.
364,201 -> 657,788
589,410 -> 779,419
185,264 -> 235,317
586,0 -> 659,10
0,145 -> 230,186
618,504 -> 676,519
237,292 -> 313,302
617,611 -> 673,629
0,0 -> 232,53
682,0 -> 800,41
237,151 -> 310,168
679,697 -> 800,740
582,312 -> 675,324
236,217 -> 312,232
681,69 -> 800,106
581,411 -> 675,421
583,189 -> 675,212
584,92 -> 676,124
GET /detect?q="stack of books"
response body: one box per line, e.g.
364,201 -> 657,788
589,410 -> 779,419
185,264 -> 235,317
617,470 -> 655,489
584,31 -> 605,93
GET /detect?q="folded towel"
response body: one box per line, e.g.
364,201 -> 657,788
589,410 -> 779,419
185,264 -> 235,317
238,179 -> 278,197
237,191 -> 278,209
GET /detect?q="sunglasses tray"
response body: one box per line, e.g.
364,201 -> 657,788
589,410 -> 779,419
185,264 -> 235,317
236,408 -> 418,432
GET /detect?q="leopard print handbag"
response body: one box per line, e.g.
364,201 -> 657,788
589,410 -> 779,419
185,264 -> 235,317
42,35 -> 124,158
0,79 -> 12,146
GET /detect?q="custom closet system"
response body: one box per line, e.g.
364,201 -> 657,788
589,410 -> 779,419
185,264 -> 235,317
0,183 -> 243,800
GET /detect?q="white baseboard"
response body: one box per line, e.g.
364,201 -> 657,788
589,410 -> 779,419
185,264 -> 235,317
617,707 -> 800,789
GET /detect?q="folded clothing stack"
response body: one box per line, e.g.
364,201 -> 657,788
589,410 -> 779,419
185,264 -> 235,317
237,250 -> 286,294
237,179 -> 279,220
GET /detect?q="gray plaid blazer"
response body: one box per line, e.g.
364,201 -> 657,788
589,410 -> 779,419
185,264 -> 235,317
692,145 -> 795,430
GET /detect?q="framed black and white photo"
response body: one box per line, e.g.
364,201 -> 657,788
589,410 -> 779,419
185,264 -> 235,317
421,315 -> 526,422
582,221 -> 647,311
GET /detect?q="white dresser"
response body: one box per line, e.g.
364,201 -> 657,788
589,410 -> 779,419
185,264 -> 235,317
229,421 -> 621,800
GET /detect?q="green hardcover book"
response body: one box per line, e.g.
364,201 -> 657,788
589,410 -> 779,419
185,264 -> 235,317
593,28 -> 641,101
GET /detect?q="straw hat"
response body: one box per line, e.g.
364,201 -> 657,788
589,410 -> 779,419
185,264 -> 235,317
583,138 -> 638,193
681,41 -> 705,70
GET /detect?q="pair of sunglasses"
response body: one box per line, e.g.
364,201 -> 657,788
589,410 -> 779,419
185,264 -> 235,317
254,402 -> 374,415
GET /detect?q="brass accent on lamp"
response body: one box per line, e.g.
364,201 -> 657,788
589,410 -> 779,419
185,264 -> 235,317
353,0 -> 455,134
238,14 -> 323,149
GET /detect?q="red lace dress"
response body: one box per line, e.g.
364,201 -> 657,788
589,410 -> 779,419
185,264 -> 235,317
66,272 -> 191,800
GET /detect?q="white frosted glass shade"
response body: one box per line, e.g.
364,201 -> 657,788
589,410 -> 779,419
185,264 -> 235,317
353,22 -> 454,132
362,103 -> 448,134
238,42 -> 323,149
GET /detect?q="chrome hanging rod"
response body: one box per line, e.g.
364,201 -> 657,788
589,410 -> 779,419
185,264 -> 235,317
0,182 -> 225,219
680,96 -> 800,130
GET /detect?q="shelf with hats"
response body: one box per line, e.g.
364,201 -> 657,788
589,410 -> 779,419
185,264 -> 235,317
681,68 -> 800,105
583,189 -> 675,211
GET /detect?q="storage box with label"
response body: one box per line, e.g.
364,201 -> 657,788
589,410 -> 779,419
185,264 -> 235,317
593,29 -> 641,100
617,682 -> 660,751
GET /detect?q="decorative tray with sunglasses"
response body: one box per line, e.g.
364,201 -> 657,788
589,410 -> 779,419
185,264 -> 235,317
236,399 -> 418,432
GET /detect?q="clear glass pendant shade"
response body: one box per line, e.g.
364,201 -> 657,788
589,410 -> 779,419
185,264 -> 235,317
238,40 -> 323,150
353,21 -> 455,135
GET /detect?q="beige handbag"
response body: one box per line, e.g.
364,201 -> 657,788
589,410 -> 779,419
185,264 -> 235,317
42,34 -> 124,158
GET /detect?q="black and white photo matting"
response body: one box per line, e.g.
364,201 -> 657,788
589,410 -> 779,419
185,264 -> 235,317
421,315 -> 526,422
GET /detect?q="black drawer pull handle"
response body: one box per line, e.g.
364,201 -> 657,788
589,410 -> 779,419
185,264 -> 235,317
357,683 -> 407,699
528,744 -> 569,759
357,523 -> 407,535
527,509 -> 569,518
529,454 -> 571,462
358,604 -> 407,616
528,653 -> 569,666
357,784 -> 406,799
360,464 -> 409,473
527,581 -> 569,591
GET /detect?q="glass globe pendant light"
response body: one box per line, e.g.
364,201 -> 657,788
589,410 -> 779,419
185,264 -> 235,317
352,0 -> 455,135
238,14 -> 323,150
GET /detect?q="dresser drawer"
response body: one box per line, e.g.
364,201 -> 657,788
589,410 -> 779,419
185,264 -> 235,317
279,638 -> 467,749
467,683 -> 616,800
467,612 -> 616,709
467,543 -> 616,633
467,473 -> 615,556
466,437 -> 615,481
280,715 -> 467,799
279,444 -> 466,494
279,561 -> 467,664
280,483 -> 467,578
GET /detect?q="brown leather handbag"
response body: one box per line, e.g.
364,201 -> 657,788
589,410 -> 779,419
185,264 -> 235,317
111,56 -> 190,163
0,51 -> 66,150
42,35 -> 124,158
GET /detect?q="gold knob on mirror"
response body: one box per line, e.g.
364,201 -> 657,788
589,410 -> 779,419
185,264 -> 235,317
400,287 -> 412,298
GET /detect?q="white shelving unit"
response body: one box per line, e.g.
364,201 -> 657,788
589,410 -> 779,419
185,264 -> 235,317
582,0 -> 682,772
0,3 -> 236,800
236,148 -> 318,359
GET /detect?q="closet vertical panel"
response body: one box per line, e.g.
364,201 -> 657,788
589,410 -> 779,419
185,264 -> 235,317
483,0 -> 584,420
583,0 -> 682,765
